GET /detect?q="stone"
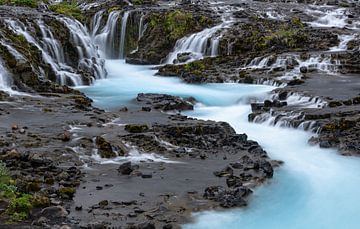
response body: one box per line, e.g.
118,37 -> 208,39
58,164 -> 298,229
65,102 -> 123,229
62,131 -> 71,142
118,162 -> 133,175
141,173 -> 153,179
40,206 -> 68,220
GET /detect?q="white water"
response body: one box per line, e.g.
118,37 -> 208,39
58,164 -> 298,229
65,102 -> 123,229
165,8 -> 234,64
80,60 -> 360,229
119,11 -> 130,59
5,18 -> 105,86
0,59 -> 11,91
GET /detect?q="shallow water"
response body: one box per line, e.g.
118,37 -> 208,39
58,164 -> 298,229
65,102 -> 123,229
80,60 -> 360,229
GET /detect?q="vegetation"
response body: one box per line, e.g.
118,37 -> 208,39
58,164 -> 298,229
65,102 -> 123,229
0,0 -> 39,8
149,10 -> 212,41
0,161 -> 34,223
49,2 -> 84,22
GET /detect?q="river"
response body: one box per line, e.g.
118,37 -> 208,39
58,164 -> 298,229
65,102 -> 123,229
80,59 -> 360,229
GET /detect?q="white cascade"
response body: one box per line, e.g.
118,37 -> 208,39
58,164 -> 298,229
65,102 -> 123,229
58,17 -> 106,80
6,19 -> 82,86
119,11 -> 130,59
0,59 -> 10,90
92,11 -> 121,59
165,23 -> 225,64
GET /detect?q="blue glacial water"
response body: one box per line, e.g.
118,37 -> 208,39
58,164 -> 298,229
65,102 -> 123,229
80,60 -> 360,229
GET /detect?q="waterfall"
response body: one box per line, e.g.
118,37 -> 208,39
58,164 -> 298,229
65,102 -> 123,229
0,59 -> 10,90
58,17 -> 106,80
165,23 -> 224,64
5,17 -> 105,86
138,13 -> 147,41
93,11 -> 121,59
119,11 -> 130,59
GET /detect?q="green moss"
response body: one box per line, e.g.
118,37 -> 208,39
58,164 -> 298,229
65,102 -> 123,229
49,2 -> 84,22
6,194 -> 33,222
58,187 -> 75,198
149,10 -> 212,42
0,0 -> 39,8
108,6 -> 122,13
125,124 -> 149,133
132,0 -> 144,5
32,194 -> 50,207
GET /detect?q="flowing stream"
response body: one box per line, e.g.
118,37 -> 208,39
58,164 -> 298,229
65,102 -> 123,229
80,60 -> 360,229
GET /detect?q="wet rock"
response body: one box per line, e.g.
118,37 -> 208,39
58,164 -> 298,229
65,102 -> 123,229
137,93 -> 194,111
203,186 -> 251,208
62,131 -> 71,142
125,124 -> 149,133
118,162 -> 134,175
300,66 -> 308,73
40,206 -> 68,220
141,173 -> 153,179
95,136 -> 116,158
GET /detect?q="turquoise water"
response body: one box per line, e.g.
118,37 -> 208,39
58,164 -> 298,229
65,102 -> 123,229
80,60 -> 360,229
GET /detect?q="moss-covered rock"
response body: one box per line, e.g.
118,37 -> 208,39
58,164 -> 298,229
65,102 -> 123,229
95,136 -> 116,158
127,8 -> 214,64
125,124 -> 149,133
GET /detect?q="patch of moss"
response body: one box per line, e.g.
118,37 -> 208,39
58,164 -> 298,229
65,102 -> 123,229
49,2 -> 84,22
32,194 -> 50,207
6,194 -> 33,222
132,0 -> 144,5
0,0 -> 39,8
58,187 -> 75,198
125,124 -> 149,133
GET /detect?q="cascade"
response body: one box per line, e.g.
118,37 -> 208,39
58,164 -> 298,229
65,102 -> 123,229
5,17 -> 105,86
0,59 -> 10,90
119,11 -> 130,59
58,17 -> 106,80
165,23 -> 225,64
92,11 -> 121,59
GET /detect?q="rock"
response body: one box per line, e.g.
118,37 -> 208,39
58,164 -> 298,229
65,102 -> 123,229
141,173 -> 153,179
40,206 -> 68,220
136,93 -> 194,111
142,106 -> 151,112
300,66 -> 308,73
118,162 -> 133,175
11,124 -> 19,130
98,200 -> 109,207
176,52 -> 192,63
95,136 -> 116,158
137,222 -> 156,229
214,166 -> 233,177
203,186 -> 251,208
62,131 -> 71,142
125,124 -> 149,133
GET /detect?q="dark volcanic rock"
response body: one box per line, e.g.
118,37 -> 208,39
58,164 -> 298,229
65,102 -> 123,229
136,93 -> 195,111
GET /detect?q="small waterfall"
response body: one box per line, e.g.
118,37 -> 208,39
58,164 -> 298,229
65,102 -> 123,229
58,17 -> 106,80
119,11 -> 130,59
330,34 -> 355,51
138,13 -> 147,41
0,59 -> 10,90
165,23 -> 224,64
5,17 -> 105,86
5,19 -> 83,86
308,8 -> 348,28
93,11 -> 121,59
